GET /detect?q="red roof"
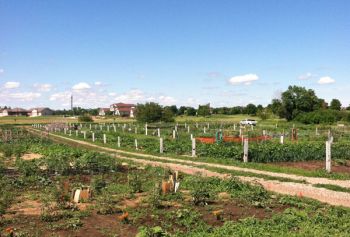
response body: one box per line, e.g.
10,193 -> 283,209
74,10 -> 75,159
111,103 -> 135,108
118,107 -> 134,112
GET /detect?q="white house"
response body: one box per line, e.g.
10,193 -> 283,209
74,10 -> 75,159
110,103 -> 136,118
30,108 -> 53,117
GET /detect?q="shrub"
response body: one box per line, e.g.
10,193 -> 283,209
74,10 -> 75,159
78,115 -> 93,122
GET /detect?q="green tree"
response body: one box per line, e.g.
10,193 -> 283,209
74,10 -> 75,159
279,85 -> 321,121
136,102 -> 162,123
161,107 -> 175,122
186,107 -> 197,116
177,106 -> 187,115
197,104 -> 211,117
329,99 -> 342,111
244,104 -> 258,115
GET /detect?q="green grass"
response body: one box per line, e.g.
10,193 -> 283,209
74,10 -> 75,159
313,184 -> 350,193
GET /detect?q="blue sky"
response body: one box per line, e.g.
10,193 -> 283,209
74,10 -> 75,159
0,0 -> 349,109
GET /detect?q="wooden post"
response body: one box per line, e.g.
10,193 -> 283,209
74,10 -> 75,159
243,138 -> 248,163
187,126 -> 190,133
92,132 -> 95,142
117,136 -> 121,148
157,128 -> 161,137
191,138 -> 196,157
145,123 -> 148,136
160,138 -> 164,153
326,140 -> 331,173
172,130 -> 176,139
190,134 -> 193,140
103,134 -> 106,144
76,130 -> 78,136
83,131 -> 86,139
135,139 -> 138,150
203,127 -> 206,133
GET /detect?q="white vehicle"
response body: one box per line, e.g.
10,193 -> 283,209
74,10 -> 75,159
240,119 -> 257,126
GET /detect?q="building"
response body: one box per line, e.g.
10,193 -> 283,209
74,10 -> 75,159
98,108 -> 110,116
30,107 -> 53,117
110,103 -> 136,118
0,108 -> 29,117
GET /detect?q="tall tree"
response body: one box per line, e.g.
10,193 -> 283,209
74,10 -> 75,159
197,104 -> 211,117
136,102 -> 162,123
329,99 -> 342,111
280,85 -> 321,121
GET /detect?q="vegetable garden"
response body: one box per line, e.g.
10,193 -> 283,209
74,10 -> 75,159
1,126 -> 350,236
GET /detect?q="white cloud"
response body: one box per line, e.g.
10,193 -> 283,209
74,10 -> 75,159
50,91 -> 71,101
318,76 -> 335,85
298,72 -> 314,80
34,83 -> 52,92
228,73 -> 259,85
72,82 -> 91,90
157,96 -> 176,105
94,81 -> 102,86
114,89 -> 145,103
4,81 -> 20,89
9,92 -> 41,101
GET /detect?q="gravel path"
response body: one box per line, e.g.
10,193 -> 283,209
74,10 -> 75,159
28,128 -> 350,207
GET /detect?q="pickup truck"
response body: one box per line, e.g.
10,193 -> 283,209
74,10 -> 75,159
240,119 -> 257,126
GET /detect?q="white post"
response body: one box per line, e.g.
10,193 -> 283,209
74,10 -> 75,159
239,128 -> 242,137
157,128 -> 160,137
69,130 -> 72,136
117,136 -> 121,148
207,123 -> 210,129
114,126 -> 116,132
83,131 -> 86,139
190,134 -> 193,140
103,134 -> 106,144
191,138 -> 196,157
107,126 -> 110,132
203,127 -> 206,133
172,130 -> 176,139
145,123 -> 148,136
89,124 -> 92,130
243,138 -> 248,163
92,132 -> 95,142
185,122 -> 187,128
233,124 -> 236,131
175,125 -> 178,132
196,122 -> 198,128
326,140 -> 331,173
76,130 -> 78,136
100,125 -> 102,131
160,138 -> 164,153
280,135 -> 284,144
135,127 -> 138,134
316,127 -> 318,136
135,139 -> 138,150
64,128 -> 67,135
187,126 -> 190,133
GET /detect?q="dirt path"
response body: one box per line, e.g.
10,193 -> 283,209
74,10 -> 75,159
27,128 -> 350,208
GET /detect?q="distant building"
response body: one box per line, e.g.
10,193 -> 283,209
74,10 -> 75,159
110,103 -> 136,118
0,108 -> 29,117
30,107 -> 53,117
98,108 -> 110,116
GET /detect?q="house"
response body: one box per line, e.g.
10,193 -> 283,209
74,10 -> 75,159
0,108 -> 29,117
98,108 -> 110,116
30,108 -> 53,117
110,103 -> 136,118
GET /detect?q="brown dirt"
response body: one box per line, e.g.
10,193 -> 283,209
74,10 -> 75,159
21,153 -> 42,160
5,199 -> 42,217
272,160 -> 350,174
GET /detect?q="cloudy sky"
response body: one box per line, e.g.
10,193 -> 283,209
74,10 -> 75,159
0,0 -> 349,109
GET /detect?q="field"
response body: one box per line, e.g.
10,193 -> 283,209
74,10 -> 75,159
2,116 -> 350,236
1,127 -> 350,236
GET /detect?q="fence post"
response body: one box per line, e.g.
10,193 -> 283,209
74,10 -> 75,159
103,134 -> 106,144
326,140 -> 331,173
89,124 -> 92,130
280,135 -> 284,144
157,128 -> 160,137
117,136 -> 121,148
192,138 -> 196,157
135,139 -> 138,150
243,138 -> 248,163
172,130 -> 176,139
69,130 -> 72,136
190,134 -> 193,140
203,127 -> 206,133
145,123 -> 148,136
187,126 -> 190,133
160,138 -> 164,153
83,131 -> 86,139
76,130 -> 78,136
92,132 -> 95,142
107,125 -> 110,132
